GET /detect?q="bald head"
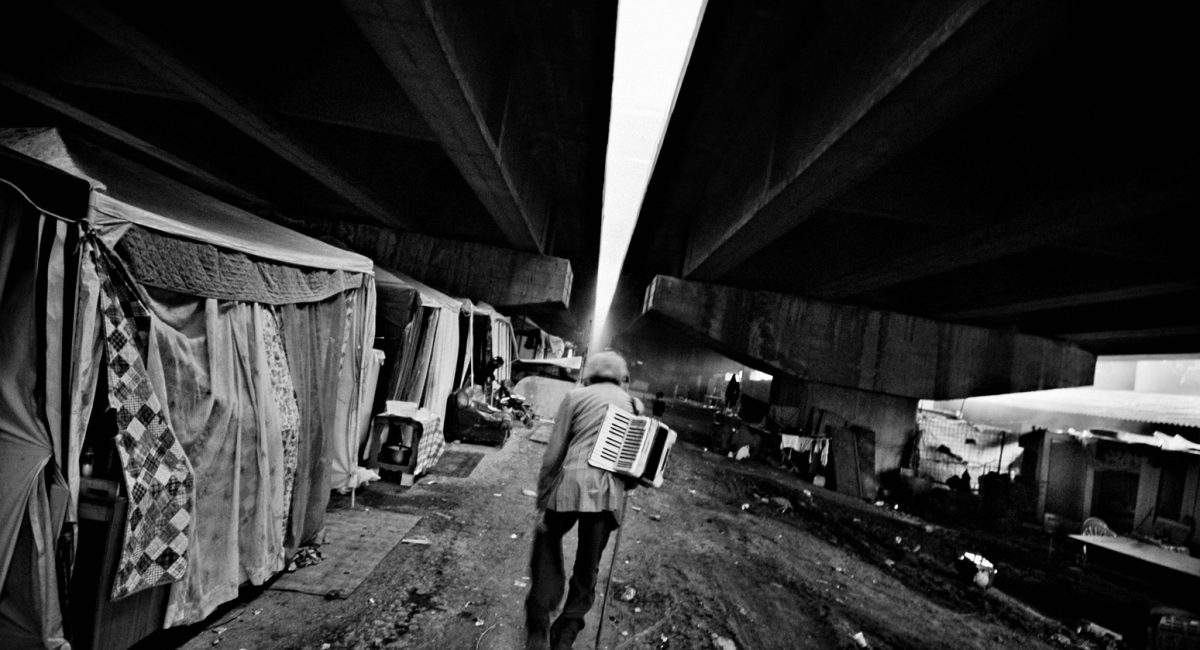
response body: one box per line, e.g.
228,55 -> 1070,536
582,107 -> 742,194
581,350 -> 629,386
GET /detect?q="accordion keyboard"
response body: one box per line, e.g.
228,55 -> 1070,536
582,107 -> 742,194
594,407 -> 648,473
590,403 -> 674,487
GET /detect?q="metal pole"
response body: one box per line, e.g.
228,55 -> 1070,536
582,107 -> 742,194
594,507 -> 626,649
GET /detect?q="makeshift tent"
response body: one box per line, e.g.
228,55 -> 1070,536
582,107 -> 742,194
375,265 -> 466,475
468,300 -> 518,387
512,314 -> 566,360
1,129 -> 378,642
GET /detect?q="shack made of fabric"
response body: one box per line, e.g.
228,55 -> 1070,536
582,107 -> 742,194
375,265 -> 467,477
1,131 -> 379,639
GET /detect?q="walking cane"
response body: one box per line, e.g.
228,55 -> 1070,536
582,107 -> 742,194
593,505 -> 627,649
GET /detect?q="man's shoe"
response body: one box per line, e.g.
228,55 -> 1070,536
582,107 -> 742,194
549,617 -> 584,649
525,622 -> 551,650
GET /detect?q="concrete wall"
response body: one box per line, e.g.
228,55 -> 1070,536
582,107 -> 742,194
772,376 -> 918,477
644,275 -> 1096,400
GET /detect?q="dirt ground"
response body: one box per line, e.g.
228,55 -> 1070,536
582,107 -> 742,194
134,402 -> 1193,650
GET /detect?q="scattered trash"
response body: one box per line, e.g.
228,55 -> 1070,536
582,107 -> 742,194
874,501 -> 885,507
368,598 -> 375,605
510,533 -> 519,539
924,525 -> 935,533
320,644 -> 331,650
433,512 -> 453,520
712,633 -> 738,649
734,445 -> 750,460
689,489 -> 697,494
620,586 -> 636,602
287,546 -> 324,572
850,631 -> 870,647
894,537 -> 902,545
424,480 -> 438,485
214,627 -> 228,635
740,503 -> 750,511
1077,619 -> 1123,642
631,505 -> 642,511
884,559 -> 895,567
401,537 -> 432,545
955,552 -> 996,588
211,640 -> 221,646
252,610 -> 261,616
514,580 -> 528,588
622,631 -> 629,636
493,493 -> 502,497
770,496 -> 792,513
649,514 -> 662,522
474,618 -> 484,627
521,489 -> 537,497
634,607 -> 642,613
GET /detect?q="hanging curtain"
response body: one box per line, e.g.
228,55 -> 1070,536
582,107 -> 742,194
146,293 -> 286,627
0,184 -> 71,648
276,292 -> 349,550
262,307 -> 301,541
402,310 -> 437,406
328,283 -> 376,492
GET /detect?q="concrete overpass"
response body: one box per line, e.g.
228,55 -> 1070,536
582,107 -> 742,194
2,1 -> 1195,403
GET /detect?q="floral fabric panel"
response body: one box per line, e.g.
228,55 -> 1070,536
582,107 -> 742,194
263,307 -> 300,540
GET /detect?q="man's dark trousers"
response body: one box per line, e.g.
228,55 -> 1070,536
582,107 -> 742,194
525,510 -> 618,649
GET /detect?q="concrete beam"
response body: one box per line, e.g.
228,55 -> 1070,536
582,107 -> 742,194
50,0 -> 410,230
642,275 -> 1095,400
343,0 -> 551,253
0,72 -> 272,209
1057,327 -> 1200,344
934,282 -> 1198,320
684,0 -> 1013,279
309,221 -> 572,309
804,167 -> 1196,298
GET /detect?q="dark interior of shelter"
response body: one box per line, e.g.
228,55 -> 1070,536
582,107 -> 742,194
1,1 -> 1197,649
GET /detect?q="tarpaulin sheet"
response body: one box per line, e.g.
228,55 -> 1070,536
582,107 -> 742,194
0,184 -> 68,648
916,411 -> 1022,489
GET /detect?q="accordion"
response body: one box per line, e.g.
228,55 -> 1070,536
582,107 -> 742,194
588,404 -> 677,488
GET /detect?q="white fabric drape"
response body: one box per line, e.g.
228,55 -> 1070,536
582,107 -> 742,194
142,297 -> 285,627
328,282 -> 377,492
423,308 -> 462,424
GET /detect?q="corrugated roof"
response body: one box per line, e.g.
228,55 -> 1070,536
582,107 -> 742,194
964,387 -> 1200,429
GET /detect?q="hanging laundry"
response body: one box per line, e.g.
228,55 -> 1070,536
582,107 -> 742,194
779,434 -> 814,453
92,240 -> 195,600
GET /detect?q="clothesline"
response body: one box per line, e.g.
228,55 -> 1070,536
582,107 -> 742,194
0,176 -> 76,224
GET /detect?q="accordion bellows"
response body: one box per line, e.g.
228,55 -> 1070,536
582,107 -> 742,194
588,404 -> 677,488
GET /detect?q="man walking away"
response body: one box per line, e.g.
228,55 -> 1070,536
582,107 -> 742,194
524,350 -> 640,649
651,391 -> 667,418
